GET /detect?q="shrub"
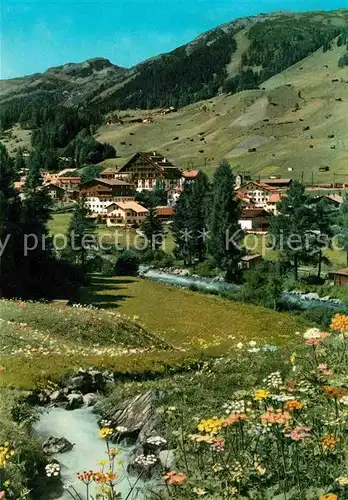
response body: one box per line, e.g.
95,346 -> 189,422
115,250 -> 140,276
100,259 -> 115,277
192,259 -> 218,278
301,306 -> 336,329
241,261 -> 283,310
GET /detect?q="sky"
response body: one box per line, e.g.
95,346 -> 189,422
1,0 -> 347,79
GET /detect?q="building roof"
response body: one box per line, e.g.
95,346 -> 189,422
326,194 -> 343,204
261,178 -> 292,186
240,208 -> 270,219
241,254 -> 262,262
332,268 -> 348,276
51,177 -> 81,184
101,167 -> 119,175
58,168 -> 77,177
118,151 -> 181,176
107,201 -> 148,214
182,170 -> 199,179
81,178 -> 132,188
268,193 -> 282,203
156,206 -> 176,216
238,181 -> 277,193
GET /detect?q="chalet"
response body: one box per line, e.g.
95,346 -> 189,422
329,268 -> 348,286
239,208 -> 270,232
156,206 -> 175,222
105,201 -> 148,226
241,254 -> 263,270
80,178 -> 135,214
236,181 -> 277,207
100,167 -> 119,180
115,151 -> 182,192
265,192 -> 282,215
261,178 -> 292,191
41,183 -> 65,201
182,170 -> 199,183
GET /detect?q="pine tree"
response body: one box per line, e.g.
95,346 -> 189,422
189,171 -> 210,262
311,198 -> 335,280
208,160 -> 244,281
0,144 -> 23,297
66,197 -> 96,272
336,194 -> 348,266
14,150 -> 26,176
172,181 -> 193,265
141,205 -> 164,250
269,181 -> 314,281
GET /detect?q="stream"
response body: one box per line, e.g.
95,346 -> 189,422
35,407 -> 145,499
139,267 -> 348,312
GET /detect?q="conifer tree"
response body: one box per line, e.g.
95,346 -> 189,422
66,197 -> 96,272
141,205 -> 164,250
0,144 -> 23,297
189,171 -> 210,262
269,181 -> 314,281
172,181 -> 194,265
208,160 -> 243,281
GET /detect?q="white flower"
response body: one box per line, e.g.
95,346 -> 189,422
236,342 -> 244,350
339,396 -> 348,406
264,371 -> 282,389
45,462 -> 60,477
248,340 -> 257,347
146,435 -> 167,446
134,454 -> 158,467
303,328 -> 321,340
115,426 -> 128,433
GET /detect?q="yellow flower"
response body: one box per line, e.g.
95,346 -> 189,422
336,476 -> 348,486
331,314 -> 348,332
254,389 -> 270,401
197,417 -> 225,435
99,427 -> 113,439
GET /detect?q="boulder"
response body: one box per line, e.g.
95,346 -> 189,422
66,393 -> 83,410
50,390 -> 67,404
43,436 -> 74,454
101,390 -> 156,440
159,449 -> 176,470
83,393 -> 99,407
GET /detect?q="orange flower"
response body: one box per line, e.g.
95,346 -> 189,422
284,400 -> 304,412
321,434 -> 340,452
164,471 -> 187,485
331,313 -> 348,332
224,413 -> 248,426
261,408 -> 291,426
319,494 -> 338,500
0,368 -> 5,373
322,386 -> 348,400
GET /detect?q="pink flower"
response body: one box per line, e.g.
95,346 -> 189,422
318,363 -> 327,370
0,492 -> 5,499
305,339 -> 320,346
288,427 -> 311,441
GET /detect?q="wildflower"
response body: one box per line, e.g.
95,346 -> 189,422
303,328 -> 329,340
146,435 -> 167,446
319,495 -> 338,500
197,417 -> 225,435
248,340 -> 257,347
45,462 -> 61,477
261,408 -> 291,426
0,492 -> 4,499
263,344 -> 277,352
323,386 -> 348,400
331,313 -> 348,332
193,487 -> 207,496
264,371 -> 282,389
134,454 -> 158,467
284,400 -> 304,412
339,396 -> 348,406
115,426 -> 128,433
236,342 -> 244,349
336,476 -> 348,486
77,471 -> 94,483
305,338 -> 320,346
212,463 -> 223,473
254,389 -> 270,401
99,427 -> 113,439
224,413 -> 248,426
287,427 -> 311,441
210,437 -> 225,452
164,471 -> 187,484
106,448 -> 120,458
229,460 -> 244,482
321,434 -> 340,451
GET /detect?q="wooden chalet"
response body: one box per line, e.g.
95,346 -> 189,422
115,152 -> 182,192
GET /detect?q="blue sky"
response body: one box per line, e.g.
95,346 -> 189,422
1,0 -> 347,79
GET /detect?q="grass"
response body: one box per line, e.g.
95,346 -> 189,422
0,275 -> 310,389
48,213 -> 175,253
80,275 -> 310,350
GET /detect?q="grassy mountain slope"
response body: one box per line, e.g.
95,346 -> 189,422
97,41 -> 348,182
